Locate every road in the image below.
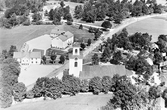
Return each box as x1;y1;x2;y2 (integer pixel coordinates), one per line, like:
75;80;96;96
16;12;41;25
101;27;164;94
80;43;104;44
27;13;167;90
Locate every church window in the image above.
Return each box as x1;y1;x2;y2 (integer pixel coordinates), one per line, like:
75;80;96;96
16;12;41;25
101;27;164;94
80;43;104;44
75;49;78;54
74;62;77;67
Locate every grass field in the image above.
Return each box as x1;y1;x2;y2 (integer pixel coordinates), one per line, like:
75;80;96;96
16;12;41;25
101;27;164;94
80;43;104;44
0;25;55;52
5;93;112;110
19;65;62;86
126;16;167;42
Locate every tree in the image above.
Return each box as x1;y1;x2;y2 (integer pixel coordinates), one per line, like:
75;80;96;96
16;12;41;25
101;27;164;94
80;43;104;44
50;54;57;64
62;73;81;96
101;47;111;62
162;88;167;108
13;82;26;102
80;79;89;92
111;51;123;64
32;12;41;22
32;77;63;99
60;1;65;8
89;76;102;95
65;13;73;22
92;53;99;65
0;85;13;108
80;43;86;50
49;9;54;20
8;45;17;57
79;24;83;29
42;55;46;64
2;58;20;86
148;86;161;106
153;51;163;65
74;5;83;19
113;13;124;24
87;38;91;46
101;76;112;94
101;21;112;29
59;55;65;64
109;75;149;110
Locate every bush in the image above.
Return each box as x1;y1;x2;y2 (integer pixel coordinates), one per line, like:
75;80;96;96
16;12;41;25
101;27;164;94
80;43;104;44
13;82;26;102
89;76;102;95
101;21;112;29
80;79;89;92
101;76;112;94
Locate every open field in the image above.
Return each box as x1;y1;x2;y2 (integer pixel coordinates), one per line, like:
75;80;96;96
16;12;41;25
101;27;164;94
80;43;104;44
126;16;167;42
19;65;62;86
0;25;55;52
4;93;112;110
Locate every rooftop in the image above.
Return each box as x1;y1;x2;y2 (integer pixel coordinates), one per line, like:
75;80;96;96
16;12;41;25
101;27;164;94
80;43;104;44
79;64;133;80
13;52;41;59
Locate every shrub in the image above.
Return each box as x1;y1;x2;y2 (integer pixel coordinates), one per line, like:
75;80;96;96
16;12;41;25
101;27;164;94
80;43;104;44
101;21;112;29
89;76;102;95
101;76;112;94
13;82;26;102
80;79;89;92
66;21;72;25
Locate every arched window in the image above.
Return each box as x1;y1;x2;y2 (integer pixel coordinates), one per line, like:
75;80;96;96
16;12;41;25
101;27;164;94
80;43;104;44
75;49;78;54
75;58;78;60
74;62;77;67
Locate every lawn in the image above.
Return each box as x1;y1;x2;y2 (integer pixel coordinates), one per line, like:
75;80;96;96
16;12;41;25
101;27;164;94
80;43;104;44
0;25;55;52
18;65;62;86
4;93;112;110
126;16;167;42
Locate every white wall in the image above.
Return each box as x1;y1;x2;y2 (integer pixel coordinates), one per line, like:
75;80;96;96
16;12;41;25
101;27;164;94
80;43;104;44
52;37;64;49
30;58;41;65
69;58;83;77
21;58;30;65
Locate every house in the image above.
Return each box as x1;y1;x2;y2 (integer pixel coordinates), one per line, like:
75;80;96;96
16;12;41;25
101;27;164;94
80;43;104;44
51;30;74;49
13;52;41;66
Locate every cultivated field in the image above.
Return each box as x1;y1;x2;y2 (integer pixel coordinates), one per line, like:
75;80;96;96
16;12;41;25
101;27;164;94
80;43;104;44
126;16;167;42
0;25;55;52
4;93;112;110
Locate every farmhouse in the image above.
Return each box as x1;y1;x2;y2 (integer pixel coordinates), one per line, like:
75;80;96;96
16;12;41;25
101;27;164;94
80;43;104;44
13;52;41;65
51;30;74;49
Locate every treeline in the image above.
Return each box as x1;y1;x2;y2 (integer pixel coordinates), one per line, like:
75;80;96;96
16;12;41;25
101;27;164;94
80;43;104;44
0;58;26;108
74;0;164;23
0;0;46;28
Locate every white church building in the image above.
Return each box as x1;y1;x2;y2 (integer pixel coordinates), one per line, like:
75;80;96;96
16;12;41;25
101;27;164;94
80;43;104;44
69;45;83;77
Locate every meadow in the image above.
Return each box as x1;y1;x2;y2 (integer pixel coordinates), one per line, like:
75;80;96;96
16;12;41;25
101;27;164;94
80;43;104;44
126;16;167;42
0;25;55;52
4;93;112;110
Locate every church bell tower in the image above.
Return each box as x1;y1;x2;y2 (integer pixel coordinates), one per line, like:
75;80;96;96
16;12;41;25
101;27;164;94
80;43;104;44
69;45;83;77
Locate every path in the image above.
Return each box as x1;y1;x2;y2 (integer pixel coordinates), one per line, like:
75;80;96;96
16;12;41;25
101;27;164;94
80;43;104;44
27;13;167;90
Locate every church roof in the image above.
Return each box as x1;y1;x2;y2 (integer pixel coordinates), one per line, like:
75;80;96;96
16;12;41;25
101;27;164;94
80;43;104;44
79;65;133;80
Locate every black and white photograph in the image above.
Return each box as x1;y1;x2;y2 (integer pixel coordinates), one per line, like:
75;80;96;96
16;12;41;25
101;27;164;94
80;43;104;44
0;0;167;110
